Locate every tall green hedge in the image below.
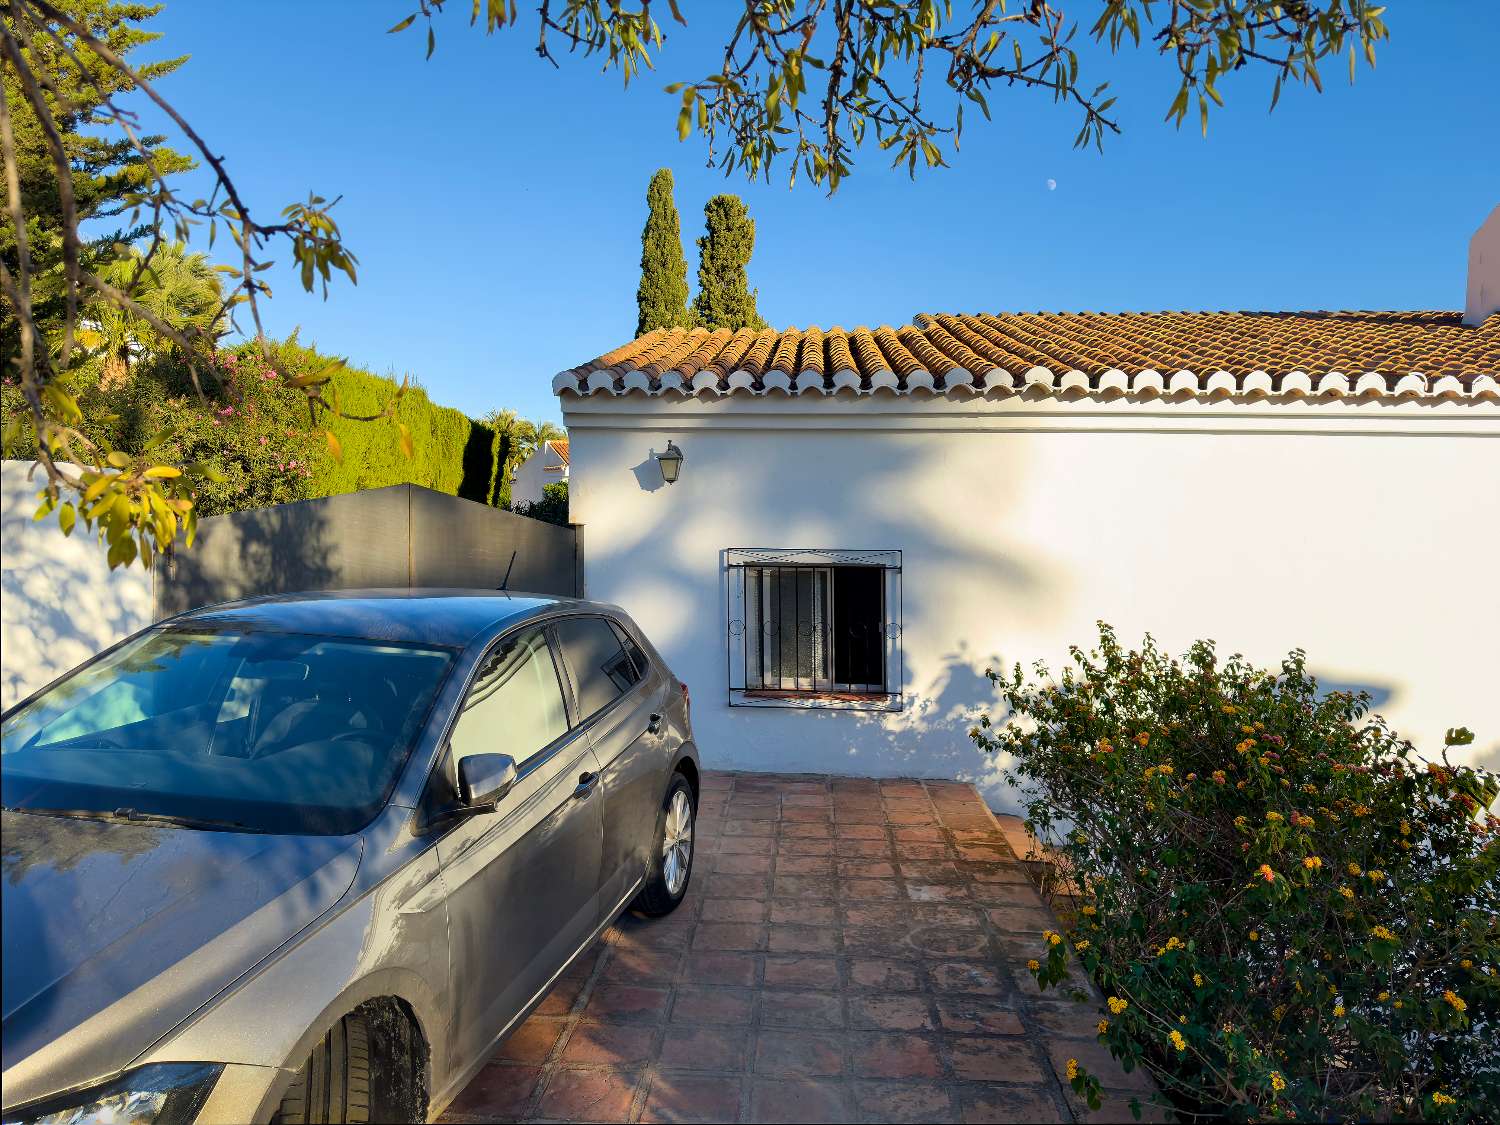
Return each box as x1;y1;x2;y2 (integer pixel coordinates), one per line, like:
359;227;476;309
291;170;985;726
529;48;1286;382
270;339;497;505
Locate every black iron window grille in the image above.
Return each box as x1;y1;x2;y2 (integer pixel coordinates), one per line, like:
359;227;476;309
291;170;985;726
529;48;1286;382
726;549;902;710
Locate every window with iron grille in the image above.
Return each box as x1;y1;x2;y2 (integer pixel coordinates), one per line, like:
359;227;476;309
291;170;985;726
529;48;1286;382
726;549;901;710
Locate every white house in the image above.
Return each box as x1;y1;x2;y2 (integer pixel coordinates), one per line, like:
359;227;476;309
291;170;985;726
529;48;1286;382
510;438;570;506
556;212;1500;810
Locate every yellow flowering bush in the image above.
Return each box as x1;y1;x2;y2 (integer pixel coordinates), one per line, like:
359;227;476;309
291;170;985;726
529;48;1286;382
971;624;1499;1121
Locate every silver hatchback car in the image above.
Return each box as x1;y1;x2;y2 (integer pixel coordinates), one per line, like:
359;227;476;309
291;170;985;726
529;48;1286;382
1;590;699;1124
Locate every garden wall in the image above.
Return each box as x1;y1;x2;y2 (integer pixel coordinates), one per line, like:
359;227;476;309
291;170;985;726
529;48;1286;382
156;483;579;616
0;460;154;709
0;469;579;708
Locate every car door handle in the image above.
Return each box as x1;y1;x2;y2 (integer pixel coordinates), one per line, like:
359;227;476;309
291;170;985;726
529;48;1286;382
647;713;663;735
573;772;600;800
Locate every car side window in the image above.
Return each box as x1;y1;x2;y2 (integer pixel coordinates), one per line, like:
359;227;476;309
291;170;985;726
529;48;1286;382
450;627;568;769
554;616;639;722
609;619;651;680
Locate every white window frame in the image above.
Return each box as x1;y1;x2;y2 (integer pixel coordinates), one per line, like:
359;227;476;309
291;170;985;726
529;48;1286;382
725;548;902;711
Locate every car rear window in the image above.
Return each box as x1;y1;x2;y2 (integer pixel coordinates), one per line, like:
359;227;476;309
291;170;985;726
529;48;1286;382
553;616;640;721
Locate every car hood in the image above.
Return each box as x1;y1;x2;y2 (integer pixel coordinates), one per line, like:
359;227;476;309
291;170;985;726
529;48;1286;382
1;810;361;1110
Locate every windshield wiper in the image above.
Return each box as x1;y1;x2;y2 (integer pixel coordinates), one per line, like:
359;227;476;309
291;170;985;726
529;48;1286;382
10;806;266;833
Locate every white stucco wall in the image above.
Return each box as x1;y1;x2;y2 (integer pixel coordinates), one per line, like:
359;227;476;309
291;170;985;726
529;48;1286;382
1;460;155;710
564;395;1500;811
511;442;569;506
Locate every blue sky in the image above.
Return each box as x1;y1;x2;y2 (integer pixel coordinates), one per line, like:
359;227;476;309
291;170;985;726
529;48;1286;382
147;2;1499;423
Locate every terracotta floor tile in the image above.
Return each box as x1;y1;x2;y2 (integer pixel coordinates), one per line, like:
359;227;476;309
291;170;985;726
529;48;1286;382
753;1028;846;1077
935;997;1026;1036
682;951;760;987
497;1017;565;1063
767;925;840;954
772;875;839;900
851;1080;959;1123
584;983;672;1023
775;854;833;875
561;1021;657;1066
769;900;835;926
722;818;777;837
603;946;684;984
693;923;767;952
970;882;1047;908
707;871;772;900
442;1062;541;1120
928;961;1006;994
671;985;756;1026
749;1078;853;1124
536;1067;641;1122
945;1036;1049;1083
840;877;904;900
534;974;587;1016
848;958;923;991
778;836;835;856
712;852;773;876
849;1032;944;1079
658;1025;751;1072
833;837;891;857
642;1074;744;1124
1029;998;1109;1039
836;858;897;878
781;806;833;824
763;954;840;988
700;898;767;924
759;989;845;1029
848;992;936;1031
780;822;833;839
959;1084;1066;1123
836;822;887;840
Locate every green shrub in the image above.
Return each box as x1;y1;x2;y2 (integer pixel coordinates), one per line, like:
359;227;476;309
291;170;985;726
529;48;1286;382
512;480;569;526
971;625;1498;1122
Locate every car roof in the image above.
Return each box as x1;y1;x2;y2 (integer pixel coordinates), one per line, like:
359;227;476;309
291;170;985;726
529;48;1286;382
170;589;617;650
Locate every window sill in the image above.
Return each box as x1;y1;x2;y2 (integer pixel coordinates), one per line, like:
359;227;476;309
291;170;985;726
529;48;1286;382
729;689;902;712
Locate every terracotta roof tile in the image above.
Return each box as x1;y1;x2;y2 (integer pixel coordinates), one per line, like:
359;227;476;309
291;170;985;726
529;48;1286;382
554;310;1500;401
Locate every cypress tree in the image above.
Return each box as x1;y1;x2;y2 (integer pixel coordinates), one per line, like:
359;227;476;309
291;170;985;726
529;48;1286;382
691;194;768;332
635;169;692;336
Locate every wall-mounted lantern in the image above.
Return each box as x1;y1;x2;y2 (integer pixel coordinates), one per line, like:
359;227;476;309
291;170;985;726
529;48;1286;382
655;440;684;485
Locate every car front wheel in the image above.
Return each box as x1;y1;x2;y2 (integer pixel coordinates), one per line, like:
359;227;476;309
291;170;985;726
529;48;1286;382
631;774;695;916
273;1012;371;1124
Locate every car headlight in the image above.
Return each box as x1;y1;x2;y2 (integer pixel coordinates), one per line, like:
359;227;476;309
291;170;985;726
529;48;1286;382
4;1064;223;1125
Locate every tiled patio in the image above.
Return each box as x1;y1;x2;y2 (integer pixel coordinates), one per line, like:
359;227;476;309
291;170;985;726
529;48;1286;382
438;772;1161;1124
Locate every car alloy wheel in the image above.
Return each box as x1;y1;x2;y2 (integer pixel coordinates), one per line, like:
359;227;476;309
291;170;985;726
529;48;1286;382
661;788;693;897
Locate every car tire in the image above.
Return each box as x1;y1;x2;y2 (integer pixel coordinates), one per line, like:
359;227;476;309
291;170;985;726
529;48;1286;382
631;773;695;917
273;1012;372;1124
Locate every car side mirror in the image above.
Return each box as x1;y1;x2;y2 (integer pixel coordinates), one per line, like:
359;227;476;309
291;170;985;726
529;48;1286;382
456;753;518;812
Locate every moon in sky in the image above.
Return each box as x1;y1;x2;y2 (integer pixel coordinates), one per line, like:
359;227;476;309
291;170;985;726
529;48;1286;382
1046;178;1057;191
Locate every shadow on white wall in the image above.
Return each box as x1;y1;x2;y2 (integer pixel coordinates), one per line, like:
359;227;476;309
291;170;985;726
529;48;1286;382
1;461;154;709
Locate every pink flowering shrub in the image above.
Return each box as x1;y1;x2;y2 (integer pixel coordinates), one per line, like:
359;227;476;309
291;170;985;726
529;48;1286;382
971;625;1498;1121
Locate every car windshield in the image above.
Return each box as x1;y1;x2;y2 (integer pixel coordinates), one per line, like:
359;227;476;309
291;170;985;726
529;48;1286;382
0;627;455;835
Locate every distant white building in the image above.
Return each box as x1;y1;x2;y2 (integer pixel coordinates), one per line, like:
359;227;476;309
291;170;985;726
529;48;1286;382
510;438;569;506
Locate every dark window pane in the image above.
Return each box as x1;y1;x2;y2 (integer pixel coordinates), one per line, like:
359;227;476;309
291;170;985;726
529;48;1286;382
608;620;651;679
555;616;635;719
833;566;885;690
452;628;567;767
